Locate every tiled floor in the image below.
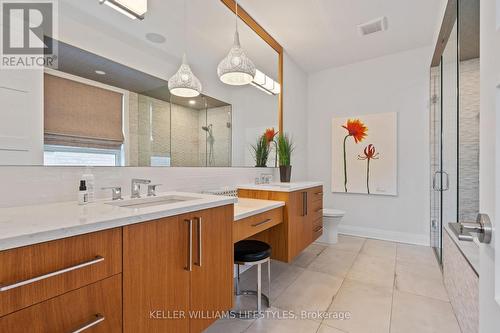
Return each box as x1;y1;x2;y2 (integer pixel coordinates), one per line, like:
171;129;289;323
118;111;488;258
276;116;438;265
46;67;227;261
204;236;462;333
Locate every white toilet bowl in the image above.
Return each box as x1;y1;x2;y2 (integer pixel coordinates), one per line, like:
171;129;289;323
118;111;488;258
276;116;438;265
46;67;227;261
318;209;346;244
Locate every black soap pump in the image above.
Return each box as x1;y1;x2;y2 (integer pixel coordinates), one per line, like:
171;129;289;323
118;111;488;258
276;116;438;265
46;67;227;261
78;180;88;205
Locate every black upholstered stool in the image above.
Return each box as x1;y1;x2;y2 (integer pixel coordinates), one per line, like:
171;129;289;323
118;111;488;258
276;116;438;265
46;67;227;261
233;240;271;318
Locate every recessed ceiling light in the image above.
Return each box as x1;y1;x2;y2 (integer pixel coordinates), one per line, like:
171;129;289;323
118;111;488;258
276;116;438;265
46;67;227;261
146;32;166;44
189;100;196;105
95;70;106;75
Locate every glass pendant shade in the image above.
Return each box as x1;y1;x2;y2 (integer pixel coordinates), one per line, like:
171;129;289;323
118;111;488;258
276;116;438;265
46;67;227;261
217;31;256;86
168;54;202;98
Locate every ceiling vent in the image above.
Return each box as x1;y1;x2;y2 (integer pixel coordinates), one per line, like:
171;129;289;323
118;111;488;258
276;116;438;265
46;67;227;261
357;17;388;36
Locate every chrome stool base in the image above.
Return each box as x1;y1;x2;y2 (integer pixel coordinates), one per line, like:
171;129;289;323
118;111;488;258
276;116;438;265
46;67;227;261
231;257;271;319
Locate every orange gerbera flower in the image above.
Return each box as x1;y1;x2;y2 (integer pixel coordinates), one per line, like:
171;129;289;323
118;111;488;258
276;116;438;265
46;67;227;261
264;128;277;144
342;119;368;143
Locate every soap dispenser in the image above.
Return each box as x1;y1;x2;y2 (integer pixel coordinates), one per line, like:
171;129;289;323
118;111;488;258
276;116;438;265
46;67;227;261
78;180;88;205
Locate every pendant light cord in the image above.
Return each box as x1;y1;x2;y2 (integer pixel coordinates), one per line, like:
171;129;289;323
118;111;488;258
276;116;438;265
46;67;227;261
235;0;238;32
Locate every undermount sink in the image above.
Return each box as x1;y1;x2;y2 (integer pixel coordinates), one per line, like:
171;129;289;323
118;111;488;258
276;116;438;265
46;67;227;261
259;184;292;188
106;195;201;209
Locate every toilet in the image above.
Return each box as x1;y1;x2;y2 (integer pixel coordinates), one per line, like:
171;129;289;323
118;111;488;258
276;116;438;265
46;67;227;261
319;209;346;244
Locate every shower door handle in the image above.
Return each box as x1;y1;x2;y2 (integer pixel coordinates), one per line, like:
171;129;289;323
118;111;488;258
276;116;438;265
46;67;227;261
432;171;450;191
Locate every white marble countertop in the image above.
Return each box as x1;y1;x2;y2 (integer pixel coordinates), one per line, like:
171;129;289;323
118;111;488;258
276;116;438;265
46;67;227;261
0;192;236;251
444;223;480;275
234;198;285;221
237;181;323;192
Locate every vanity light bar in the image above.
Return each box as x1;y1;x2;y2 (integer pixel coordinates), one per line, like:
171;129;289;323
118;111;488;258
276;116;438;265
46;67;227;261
99;0;147;20
250;69;281;95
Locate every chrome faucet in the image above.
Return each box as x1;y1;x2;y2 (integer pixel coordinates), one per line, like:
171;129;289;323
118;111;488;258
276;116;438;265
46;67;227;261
131;179;151;199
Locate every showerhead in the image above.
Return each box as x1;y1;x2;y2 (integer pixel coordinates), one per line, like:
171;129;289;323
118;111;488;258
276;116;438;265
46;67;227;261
202;124;213;132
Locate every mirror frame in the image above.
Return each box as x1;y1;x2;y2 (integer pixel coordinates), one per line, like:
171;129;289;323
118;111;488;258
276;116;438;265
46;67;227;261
220;0;284;134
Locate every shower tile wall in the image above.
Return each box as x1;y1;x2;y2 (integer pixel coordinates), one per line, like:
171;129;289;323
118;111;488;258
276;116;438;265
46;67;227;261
458;58;480;222
130;95;172;167
201;106;231;167
171;104;201;167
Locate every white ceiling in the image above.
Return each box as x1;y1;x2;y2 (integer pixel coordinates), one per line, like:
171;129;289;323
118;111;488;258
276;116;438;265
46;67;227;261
239;0;445;73
60;0;278;79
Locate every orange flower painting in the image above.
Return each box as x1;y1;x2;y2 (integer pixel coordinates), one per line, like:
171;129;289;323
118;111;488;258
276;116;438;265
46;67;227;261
342;119;368;192
333;112;397;196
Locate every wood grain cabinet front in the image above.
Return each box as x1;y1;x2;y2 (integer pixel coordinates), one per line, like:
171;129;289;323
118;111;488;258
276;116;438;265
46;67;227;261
0;228;122;317
238;186;324;262
0;274;122;333
123;204;234;333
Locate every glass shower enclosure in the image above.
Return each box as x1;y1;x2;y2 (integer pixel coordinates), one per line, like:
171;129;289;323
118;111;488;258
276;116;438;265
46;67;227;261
430;0;480;263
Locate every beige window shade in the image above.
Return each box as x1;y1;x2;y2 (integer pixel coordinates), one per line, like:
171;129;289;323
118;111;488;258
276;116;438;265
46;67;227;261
44;73;124;149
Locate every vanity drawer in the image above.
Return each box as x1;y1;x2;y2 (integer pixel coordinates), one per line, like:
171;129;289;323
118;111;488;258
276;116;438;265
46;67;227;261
309;186;324;202
0;274;122;333
0;228;122;317
312;218;323;242
309;199;323;221
234;207;283;243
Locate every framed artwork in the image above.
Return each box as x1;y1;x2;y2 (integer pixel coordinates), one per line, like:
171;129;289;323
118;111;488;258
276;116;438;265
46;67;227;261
332;112;397;195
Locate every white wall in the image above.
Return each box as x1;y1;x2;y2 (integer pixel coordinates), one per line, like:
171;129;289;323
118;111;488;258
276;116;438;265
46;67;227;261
283;53;309;181
307;47;432;245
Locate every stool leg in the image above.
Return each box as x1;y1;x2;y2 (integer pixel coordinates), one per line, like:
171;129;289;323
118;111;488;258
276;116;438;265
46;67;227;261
257;263;262;313
267;259;271;306
236;264;240;295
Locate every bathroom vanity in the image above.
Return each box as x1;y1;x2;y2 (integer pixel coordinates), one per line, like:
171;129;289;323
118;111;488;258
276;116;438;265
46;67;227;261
0;193;235;333
237;182;324;262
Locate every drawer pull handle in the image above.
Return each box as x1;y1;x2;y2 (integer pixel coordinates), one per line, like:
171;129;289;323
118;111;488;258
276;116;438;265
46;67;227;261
0;256;104;292
185;219;193;272
314;226;323;233
252;218;272;227
71;314;105;333
195;217;202;267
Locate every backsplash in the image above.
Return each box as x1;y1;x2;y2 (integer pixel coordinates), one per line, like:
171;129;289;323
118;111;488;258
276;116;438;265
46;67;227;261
0;167;278;208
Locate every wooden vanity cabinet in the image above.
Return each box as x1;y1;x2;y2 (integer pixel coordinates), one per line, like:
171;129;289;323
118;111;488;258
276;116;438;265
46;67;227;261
123;204;233;333
238;186;324;263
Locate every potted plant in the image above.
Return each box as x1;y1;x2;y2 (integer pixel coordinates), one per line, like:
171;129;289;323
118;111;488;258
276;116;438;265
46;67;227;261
251;134;271;167
277;133;294;182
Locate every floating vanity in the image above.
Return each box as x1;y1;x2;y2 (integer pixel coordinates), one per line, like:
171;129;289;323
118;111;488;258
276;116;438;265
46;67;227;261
237;182;324;263
0;192;236;333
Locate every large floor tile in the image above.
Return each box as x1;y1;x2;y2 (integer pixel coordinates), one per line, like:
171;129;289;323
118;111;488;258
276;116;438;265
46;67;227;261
395;263;448;301
317;325;346;333
238;261;305;303
292;243;327;268
396;244;438;267
390;291;461;333
327;235;366;253
245;309;321;333
274;270;343;312
324;279;393;333
203;317;255;333
396;260;443;280
346;254;395;289
308;248;358;278
360;239;397;259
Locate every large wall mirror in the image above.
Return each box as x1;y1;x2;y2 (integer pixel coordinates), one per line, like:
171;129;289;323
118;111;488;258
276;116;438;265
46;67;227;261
0;0;283;167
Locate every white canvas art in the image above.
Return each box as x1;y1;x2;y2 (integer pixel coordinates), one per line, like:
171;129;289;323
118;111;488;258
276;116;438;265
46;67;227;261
332;112;397;196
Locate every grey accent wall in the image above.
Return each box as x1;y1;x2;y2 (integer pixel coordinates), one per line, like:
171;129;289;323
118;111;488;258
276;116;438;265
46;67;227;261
458;58;480;222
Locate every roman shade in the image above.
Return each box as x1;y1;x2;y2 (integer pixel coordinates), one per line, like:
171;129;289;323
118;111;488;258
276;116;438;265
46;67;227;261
44;74;124;149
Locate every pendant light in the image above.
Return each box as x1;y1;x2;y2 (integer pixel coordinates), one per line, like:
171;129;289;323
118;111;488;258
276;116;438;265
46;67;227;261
168;0;202;97
217;1;256;86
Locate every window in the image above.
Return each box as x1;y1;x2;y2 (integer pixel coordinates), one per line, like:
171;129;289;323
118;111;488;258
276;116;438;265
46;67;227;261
44;145;121;166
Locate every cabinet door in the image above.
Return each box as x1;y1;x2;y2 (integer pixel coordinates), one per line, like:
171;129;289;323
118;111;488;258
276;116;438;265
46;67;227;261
123;216;190;333
181;205;233;333
288;191;307;259
0;275;122;333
